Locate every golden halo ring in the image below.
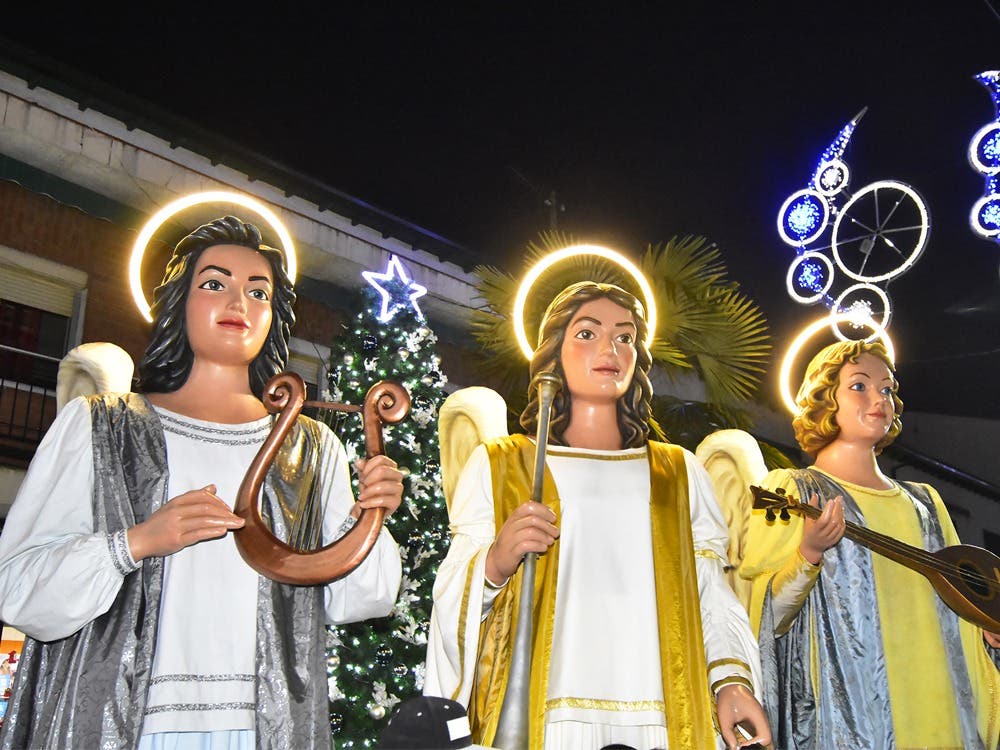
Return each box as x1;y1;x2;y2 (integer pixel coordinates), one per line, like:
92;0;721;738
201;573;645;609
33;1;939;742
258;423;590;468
512;244;657;360
129;190;297;322
778;311;895;415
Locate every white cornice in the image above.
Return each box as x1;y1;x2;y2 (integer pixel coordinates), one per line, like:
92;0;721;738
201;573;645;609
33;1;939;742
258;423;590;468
0;69;482;327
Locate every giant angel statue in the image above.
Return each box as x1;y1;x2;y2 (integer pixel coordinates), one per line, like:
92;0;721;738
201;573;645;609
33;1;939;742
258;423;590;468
424;280;771;750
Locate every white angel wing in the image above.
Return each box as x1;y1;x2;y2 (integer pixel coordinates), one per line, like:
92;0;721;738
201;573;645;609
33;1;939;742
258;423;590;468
438;386;509;510
695;428;768;612
56;342;135;412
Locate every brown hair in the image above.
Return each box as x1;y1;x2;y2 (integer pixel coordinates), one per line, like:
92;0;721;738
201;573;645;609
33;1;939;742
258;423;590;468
138;215;296;398
793;339;902;457
519;281;653;448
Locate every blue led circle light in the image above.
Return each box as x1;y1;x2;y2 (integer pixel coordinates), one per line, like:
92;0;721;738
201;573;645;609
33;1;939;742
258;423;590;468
971;194;1000;238
969;123;1000;176
777;189;830;247
813;159;850;196
785;252;834;304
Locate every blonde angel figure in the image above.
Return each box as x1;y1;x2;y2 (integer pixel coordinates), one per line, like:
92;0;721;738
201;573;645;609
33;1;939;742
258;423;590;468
740;339;1000;750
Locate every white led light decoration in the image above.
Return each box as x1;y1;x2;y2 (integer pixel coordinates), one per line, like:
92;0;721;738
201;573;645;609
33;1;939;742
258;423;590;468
512;244;656;360
812;159;851;196
779;311;894;414
129;191;297;322
832;283;892;341
831;180;929;283
362;255;427;322
786;252;835;304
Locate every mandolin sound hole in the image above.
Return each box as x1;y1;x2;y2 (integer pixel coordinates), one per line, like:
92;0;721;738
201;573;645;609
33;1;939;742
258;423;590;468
958;561;992;598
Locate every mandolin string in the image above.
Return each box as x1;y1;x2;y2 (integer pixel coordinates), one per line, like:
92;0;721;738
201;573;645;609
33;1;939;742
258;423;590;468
761;492;1000;593
788;500;1000;590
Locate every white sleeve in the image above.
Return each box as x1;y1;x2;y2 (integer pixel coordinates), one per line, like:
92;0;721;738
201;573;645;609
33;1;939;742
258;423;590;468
686;451;764;696
423;444;496;704
0;398;128;641
319;428;402;624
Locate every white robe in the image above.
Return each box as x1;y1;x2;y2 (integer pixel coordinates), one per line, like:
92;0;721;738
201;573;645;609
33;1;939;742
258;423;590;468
424;442;763;749
0;397;402;737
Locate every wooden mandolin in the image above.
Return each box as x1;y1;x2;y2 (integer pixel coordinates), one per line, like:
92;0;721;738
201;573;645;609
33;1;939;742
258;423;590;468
750;484;1000;633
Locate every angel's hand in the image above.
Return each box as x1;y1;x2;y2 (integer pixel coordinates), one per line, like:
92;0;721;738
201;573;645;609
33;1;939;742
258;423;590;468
799;494;846;565
485;501;559;584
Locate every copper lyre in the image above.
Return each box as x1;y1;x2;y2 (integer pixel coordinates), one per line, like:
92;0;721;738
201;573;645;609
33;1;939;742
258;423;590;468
233;371;410;585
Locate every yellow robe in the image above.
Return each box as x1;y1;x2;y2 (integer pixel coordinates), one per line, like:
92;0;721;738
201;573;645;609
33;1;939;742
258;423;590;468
469;435;718;749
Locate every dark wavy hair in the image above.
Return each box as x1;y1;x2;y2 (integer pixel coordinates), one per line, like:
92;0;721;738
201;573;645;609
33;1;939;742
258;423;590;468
793;339;903;457
519;281;653;449
138;215;296;399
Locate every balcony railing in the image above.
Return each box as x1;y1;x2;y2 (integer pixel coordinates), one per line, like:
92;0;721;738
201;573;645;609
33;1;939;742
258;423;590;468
0;344;60;467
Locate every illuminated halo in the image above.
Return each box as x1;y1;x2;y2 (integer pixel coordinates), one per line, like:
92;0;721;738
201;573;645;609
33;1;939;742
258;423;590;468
778;311;895;415
786;252;834;304
129;191;297;322
512;244;657;360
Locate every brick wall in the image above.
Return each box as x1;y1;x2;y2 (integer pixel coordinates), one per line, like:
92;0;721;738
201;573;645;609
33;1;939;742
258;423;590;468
0;180;156;365
0;181;485;411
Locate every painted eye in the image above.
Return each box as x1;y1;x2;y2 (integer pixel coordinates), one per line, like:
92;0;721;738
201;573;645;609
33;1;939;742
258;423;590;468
249;288;270;301
575;329;595;340
848;382;865;391
199;279;224;291
617;332;634;345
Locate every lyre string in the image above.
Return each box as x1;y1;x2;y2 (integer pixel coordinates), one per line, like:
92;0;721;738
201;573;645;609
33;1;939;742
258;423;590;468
761;491;1000;594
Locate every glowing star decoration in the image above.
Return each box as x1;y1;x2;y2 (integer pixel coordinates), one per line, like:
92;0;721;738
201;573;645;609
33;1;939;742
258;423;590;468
775;108;929;324
512;244;657;360
362;255;427;322
778;310;895;415
129;190;297;322
969;71;1000;242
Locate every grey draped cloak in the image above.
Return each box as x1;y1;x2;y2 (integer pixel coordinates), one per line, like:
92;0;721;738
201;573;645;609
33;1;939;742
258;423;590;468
0;393;332;750
758;467;985;750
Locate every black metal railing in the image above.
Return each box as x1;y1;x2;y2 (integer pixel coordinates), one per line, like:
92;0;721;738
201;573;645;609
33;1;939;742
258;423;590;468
885;442;1000;502
0;344;60;466
757;434;1000;503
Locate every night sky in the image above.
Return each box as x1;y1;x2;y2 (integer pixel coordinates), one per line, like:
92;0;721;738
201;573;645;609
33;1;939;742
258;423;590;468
3;3;1000;417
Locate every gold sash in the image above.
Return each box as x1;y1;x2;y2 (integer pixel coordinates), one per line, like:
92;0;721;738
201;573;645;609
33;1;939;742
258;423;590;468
469;435;717;749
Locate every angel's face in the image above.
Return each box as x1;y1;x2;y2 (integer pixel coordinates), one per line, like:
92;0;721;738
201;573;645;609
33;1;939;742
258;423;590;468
185;244;274;368
833;352;896;447
559;296;637;404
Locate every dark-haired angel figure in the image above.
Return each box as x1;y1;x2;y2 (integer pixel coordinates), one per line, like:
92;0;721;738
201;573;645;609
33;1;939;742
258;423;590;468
0;216;403;750
424;281;770;749
740;340;1000;749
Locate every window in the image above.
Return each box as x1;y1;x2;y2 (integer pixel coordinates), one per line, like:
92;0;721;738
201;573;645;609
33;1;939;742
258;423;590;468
0;246;86;463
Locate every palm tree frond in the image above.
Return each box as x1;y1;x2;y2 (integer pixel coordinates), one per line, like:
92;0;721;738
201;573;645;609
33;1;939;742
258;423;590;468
469;231;772;432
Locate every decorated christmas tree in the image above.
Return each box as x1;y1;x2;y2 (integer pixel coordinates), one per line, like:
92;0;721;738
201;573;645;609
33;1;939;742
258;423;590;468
321;256;450;747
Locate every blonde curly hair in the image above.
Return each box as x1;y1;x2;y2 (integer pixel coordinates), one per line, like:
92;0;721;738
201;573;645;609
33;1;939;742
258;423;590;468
793;339;902;457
